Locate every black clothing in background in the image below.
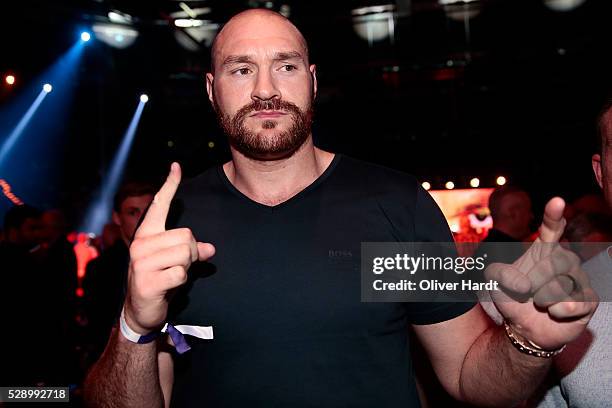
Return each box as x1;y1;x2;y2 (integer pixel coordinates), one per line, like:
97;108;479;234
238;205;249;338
474;228;527;266
33;236;80;384
481;229;519;244
0;242;64;385
82;241;129;365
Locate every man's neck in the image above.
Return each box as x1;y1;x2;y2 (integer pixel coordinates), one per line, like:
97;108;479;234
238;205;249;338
223;138;335;206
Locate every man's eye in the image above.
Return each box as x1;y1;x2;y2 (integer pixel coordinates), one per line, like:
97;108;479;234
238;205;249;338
281;65;296;72
234;68;251;75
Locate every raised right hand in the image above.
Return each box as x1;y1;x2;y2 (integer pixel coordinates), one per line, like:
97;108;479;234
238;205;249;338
123;162;215;334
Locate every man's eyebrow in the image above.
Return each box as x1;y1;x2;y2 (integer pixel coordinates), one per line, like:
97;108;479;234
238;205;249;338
222;51;304;67
222;55;255;67
273;51;303;61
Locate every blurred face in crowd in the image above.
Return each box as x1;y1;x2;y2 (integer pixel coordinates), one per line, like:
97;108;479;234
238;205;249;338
112;194;154;245
10;217;42;248
41;209;66;244
206;10;317;161
500;191;534;240
593;108;612;208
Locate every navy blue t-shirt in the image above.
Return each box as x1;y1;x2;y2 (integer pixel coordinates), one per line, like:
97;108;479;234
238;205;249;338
167;154;475;407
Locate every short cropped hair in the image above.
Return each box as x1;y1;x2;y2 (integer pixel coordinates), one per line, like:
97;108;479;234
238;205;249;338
113;182;157;213
564;212;612;243
488;186;528;220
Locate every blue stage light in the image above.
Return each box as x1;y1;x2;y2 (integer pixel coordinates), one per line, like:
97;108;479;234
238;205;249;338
81;98;148;234
43;83;53;93
81;31;91;42
0;89;49;165
140;94;149;103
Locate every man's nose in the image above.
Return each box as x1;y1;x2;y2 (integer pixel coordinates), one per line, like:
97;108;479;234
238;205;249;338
251;69;280;102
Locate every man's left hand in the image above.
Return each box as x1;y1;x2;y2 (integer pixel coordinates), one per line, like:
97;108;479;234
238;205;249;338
485;197;599;351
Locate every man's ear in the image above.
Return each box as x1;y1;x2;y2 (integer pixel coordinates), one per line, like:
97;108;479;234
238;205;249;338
592;153;603;189
112;211;121;227
205;73;215;106
309;64;318;100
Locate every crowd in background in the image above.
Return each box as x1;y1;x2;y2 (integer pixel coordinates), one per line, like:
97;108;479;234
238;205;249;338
0;182;156;402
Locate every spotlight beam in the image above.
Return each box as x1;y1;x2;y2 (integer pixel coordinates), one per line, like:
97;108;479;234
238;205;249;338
0;89;49;164
105;101;145;190
81;98;147;234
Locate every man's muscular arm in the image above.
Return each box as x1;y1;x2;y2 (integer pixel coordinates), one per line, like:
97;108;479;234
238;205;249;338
461;323;552;406
84;163;214;407
83;328;164;408
415;306;551;407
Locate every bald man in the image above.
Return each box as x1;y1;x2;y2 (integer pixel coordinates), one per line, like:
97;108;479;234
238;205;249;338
84;9;597;407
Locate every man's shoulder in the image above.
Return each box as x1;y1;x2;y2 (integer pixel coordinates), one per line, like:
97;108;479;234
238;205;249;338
582;247;612;292
582;247;611;272
339;154;417;180
335;154;419;193
177;165;222;196
168;164;229;229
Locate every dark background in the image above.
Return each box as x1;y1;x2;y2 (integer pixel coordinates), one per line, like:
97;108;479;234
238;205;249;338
1;0;610;229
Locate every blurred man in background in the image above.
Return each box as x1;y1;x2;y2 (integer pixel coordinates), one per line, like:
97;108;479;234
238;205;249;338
474;186;535;274
83;182;155;365
483;186;534;243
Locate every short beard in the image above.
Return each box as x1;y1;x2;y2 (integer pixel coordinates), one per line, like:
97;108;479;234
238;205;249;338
215;98;313;160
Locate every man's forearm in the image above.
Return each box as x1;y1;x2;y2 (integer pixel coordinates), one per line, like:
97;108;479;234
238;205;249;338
84;328;163;408
459;325;551;407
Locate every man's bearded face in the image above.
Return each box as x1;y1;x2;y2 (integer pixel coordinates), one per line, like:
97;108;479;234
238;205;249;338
215;97;313;160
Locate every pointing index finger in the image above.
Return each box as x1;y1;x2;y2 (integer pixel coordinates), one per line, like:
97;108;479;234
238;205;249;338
135;162;181;237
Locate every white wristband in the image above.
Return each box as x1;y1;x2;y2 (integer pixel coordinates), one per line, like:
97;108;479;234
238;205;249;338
119;308;160;344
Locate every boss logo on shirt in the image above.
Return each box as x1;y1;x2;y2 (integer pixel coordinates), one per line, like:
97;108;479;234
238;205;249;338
328;249;353;259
